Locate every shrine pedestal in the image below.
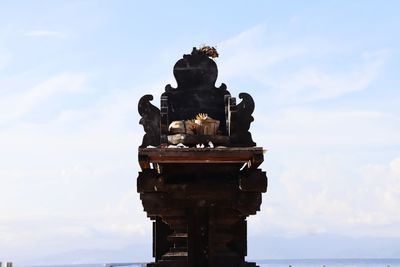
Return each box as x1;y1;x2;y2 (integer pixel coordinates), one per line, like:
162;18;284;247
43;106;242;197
138;148;267;267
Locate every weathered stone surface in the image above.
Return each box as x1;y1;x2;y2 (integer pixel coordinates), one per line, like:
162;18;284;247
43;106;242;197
137;48;267;267
138;47;257;148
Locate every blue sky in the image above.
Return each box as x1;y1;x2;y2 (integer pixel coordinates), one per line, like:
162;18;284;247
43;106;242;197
1;0;400;264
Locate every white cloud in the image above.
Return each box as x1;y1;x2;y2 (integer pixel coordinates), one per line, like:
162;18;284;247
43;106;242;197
248;102;400;237
218;23;307;79
25;30;67;39
356;158;400;222
265;50;389;102
290;16;299;24
217;23;389;103
220;25;398;238
0;19;398;261
254;107;400;149
0;72;87;123
0;53;10;70
250;156;400;238
0;77;151;261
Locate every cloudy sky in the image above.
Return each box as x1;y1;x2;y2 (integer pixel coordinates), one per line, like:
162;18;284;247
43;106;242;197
1;0;400;264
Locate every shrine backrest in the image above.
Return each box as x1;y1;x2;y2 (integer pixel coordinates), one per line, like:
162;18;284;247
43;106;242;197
138;47;257;148
162;89;228;133
161;48;231;134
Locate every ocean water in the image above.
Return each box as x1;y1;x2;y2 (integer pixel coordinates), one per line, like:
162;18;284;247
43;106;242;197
256;258;400;267
19;259;400;267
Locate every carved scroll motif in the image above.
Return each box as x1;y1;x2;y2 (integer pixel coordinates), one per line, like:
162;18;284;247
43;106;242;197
138;94;161;148
231;93;256;147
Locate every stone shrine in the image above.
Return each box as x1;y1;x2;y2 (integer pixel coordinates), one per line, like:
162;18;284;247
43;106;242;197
137;47;268;267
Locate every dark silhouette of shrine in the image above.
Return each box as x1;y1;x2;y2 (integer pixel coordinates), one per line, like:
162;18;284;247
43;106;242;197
137;47;268;267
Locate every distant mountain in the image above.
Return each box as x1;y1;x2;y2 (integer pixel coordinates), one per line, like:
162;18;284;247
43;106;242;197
20;234;400;265
247;234;400;259
23;244;152;266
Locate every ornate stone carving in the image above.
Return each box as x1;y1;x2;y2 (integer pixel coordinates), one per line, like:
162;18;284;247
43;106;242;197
137;48;267;267
138;94;160;148
138;47;257;147
231;93;256;147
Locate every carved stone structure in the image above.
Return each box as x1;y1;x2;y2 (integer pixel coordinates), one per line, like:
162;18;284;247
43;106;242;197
137;48;268;267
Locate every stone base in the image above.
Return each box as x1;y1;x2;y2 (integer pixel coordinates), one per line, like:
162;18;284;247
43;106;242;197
138;148;267;267
146;261;258;267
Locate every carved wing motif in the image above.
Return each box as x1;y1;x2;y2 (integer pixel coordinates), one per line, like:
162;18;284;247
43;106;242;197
138;94;161;147
234;93;256;146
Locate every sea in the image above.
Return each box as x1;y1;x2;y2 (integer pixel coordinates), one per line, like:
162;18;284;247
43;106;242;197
18;259;400;267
